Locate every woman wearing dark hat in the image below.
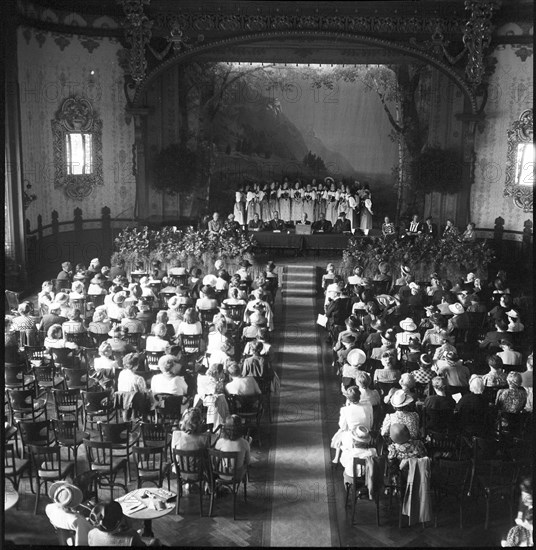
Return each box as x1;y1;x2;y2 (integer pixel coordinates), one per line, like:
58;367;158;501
421;313;448;350
235;259;253;291
45;481;92;546
88;501;148;546
88;273;108;296
262;261;279;303
412;354;436;386
433;350;470;393
107;291;128;323
370;329;397;361
334;332;358;371
195;285;219;312
188;267;203;300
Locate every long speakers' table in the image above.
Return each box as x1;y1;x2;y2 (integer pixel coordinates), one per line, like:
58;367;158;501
252;231;351;252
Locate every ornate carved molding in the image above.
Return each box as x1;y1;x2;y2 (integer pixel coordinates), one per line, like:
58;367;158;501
51;97;103;200
130;30;480;114
462;0;501;88
119;0;153;84
151;11;466;36
504;108;533;213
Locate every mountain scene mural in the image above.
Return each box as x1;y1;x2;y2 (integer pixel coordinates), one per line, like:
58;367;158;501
148;62;399;220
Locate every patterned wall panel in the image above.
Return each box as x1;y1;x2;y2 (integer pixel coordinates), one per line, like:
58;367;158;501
471;44;533;231
17;27;136;229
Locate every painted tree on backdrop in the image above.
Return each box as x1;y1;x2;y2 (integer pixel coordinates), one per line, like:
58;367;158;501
306;64;432;221
175;62;286;211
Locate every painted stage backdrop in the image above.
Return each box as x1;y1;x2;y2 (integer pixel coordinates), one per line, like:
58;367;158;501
143;63;400;222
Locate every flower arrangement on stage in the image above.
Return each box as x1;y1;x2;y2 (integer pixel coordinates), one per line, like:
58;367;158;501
112;226;256;273
342;233;495;281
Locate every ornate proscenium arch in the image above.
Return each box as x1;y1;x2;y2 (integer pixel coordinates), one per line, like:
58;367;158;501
129;30;480;113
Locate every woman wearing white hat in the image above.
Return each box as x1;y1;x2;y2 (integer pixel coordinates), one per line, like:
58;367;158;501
380;389;420;439
45;481;92;546
331;386;373;463
506;309;525;333
338;425;377;479
341;348;367;392
395;317;421;358
447;302;469;333
107;291;128;323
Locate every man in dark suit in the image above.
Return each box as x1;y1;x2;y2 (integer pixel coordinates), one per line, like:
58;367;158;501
312;213;332;233
332;212;351;233
423;216;438;238
268;211;286;232
407;214;424;237
296;213;311;225
478;318;513;352
247;213;264;232
325;290;352;342
56;261;73;285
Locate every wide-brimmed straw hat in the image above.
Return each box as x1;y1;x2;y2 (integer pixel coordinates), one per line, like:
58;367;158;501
351;425;371;445
449;303;465;315
347;348;366;367
399;318;417;331
112;291;127;305
48;481;83;508
390;389;414;408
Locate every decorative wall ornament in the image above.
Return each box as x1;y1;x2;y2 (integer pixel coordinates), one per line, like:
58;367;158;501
463;0;501;88
504;108;533;212
119;0;152;84
514;46;533;62
51;96;103;200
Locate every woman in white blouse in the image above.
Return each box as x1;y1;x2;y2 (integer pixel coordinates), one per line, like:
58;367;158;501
150;354;188;396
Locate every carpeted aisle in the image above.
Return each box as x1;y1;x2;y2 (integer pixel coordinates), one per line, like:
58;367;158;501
266;265;339;547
